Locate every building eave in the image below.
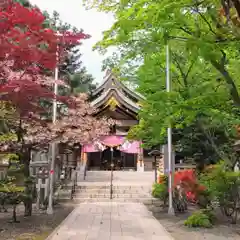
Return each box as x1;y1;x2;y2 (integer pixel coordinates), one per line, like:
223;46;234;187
91;88;141;113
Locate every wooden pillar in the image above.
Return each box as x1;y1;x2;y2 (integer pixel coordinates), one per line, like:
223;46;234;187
79;146;88;172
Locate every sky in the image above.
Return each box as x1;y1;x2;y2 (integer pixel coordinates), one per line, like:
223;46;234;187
30;0;114;83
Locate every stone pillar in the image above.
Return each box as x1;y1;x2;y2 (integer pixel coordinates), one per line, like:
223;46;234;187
137;146;144;172
157;157;164;182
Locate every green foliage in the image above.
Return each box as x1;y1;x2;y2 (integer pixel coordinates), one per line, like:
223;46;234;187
0;133;17;142
45;11;96;96
84;0;240;168
68;70;97;95
14;0;31;7
7;162;25;186
197;189;212;209
37;9;96;120
201;209;217;224
0;177;25;221
184;210;213;228
0;179;25;194
199;162;240;223
152;175;188;212
152;183;168;201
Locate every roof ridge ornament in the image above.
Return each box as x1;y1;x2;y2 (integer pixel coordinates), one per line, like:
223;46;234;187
106;96;119;111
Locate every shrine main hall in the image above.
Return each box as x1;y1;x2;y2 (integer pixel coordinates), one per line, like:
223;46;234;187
79;71;157;172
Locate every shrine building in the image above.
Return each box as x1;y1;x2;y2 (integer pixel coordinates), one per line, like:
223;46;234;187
79;71;156;172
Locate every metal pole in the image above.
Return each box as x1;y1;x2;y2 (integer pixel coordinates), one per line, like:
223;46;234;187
166;44;175;215
110;147;113;199
47;46;59;215
84;158;87;180
154;156;157;183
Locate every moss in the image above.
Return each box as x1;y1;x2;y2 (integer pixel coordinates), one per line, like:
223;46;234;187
16;231;51;240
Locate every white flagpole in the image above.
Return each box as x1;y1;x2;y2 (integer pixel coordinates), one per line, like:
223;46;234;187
166;44;175;215
47;42;59;215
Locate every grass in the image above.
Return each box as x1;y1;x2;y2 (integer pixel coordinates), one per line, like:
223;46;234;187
16;231;51;240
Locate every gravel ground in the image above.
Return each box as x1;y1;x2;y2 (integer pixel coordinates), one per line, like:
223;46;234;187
0;203;74;240
153;209;240;240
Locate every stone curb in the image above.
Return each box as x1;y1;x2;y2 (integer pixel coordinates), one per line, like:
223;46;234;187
151;213;175;240
45;207;76;240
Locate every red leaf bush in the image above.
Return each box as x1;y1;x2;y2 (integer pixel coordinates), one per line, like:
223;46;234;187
158;169;206;203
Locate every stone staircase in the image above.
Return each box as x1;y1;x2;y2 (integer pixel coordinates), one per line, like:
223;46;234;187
57;170;162;213
72;185;153;203
71;171;158;204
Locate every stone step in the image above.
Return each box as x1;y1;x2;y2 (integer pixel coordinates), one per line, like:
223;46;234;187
58;197;162;206
74;185;152;190
73;190;151;195
58;192;72;197
74;193;152;198
72;198;158;204
73;186;151;190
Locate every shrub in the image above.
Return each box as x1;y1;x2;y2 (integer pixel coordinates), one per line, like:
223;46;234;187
184;210;213;228
173;169;206;203
152;183;168;205
199;161;240;224
155;171;207;213
173;186;188;212
196;189;212;208
0;181;25;222
201;209;216;224
158;175;168;184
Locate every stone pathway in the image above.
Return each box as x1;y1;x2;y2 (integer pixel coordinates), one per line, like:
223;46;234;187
47;202;174;240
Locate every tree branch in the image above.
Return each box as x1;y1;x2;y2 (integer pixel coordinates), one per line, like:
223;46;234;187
211;60;240;107
197;10;217;35
172;53;196;88
231;0;240;18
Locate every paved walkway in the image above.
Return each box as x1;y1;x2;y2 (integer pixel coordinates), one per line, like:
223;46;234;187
48;202;173;240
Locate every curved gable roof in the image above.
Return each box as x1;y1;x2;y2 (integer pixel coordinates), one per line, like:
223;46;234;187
90;88;140;113
92;71;145;101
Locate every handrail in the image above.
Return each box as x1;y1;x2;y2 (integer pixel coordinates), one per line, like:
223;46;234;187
83;164;87;180
110;163;114;199
70;170;77;200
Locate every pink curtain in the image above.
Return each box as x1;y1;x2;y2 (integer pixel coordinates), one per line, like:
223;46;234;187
82;135;141;154
82;144;99;153
120;141;140;154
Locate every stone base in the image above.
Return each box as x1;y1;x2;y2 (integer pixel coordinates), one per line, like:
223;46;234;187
137;162;144;172
78;162;86;172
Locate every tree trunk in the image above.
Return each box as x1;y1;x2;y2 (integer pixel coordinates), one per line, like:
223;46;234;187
12;205;18;223
24;200;32;217
232;208;238;224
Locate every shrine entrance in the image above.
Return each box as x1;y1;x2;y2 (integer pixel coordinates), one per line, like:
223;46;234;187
88;147;137;171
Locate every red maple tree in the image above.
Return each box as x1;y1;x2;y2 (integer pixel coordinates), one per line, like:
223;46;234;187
0;2;113;154
0;1;89;117
0;2;112;216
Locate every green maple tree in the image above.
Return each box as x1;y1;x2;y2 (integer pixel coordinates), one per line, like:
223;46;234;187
83;0;240;166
